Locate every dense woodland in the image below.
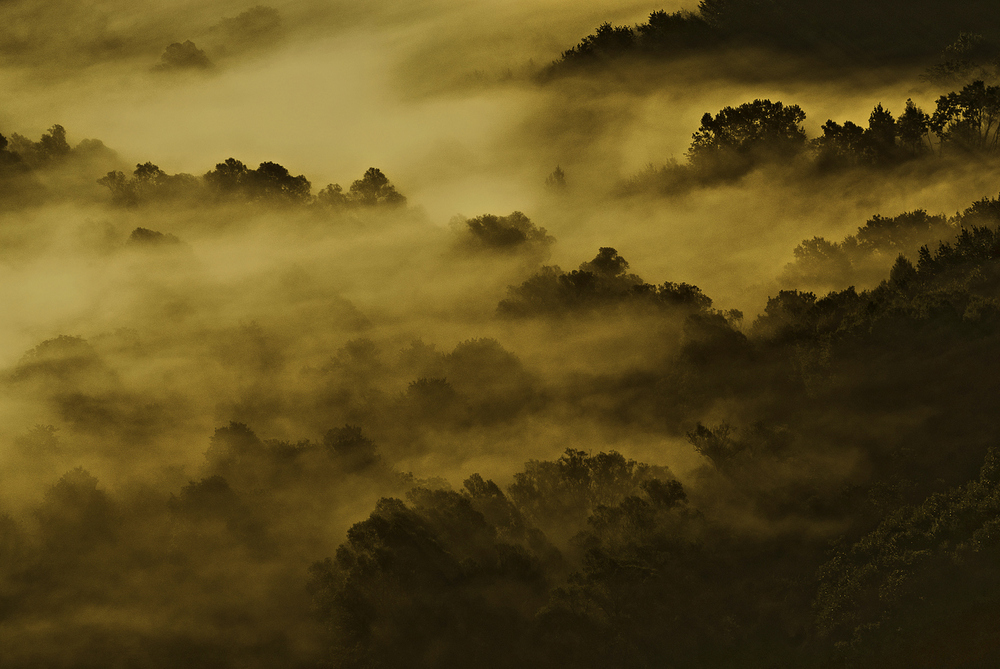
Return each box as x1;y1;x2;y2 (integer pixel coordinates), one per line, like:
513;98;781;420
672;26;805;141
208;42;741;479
547;1;1000;71
5;2;1000;668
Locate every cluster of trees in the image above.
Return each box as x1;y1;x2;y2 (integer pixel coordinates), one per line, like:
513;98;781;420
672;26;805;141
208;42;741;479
0;419;416;668
783;193;1000;292
9;183;1000;665
548;3;1000;73
209;5;283;55
814;448;1000;665
782;208;956;289
315;167;406;208
814;100;932;168
498;247;716;317
931;80;1000;153
456;211;554;252
0;125;116;205
316;336;541;431
4;124;71;166
96;160;406;209
150;6;283;72
813;80;999;168
622;82;1000;195
923;32;1000;86
0;132;32;184
686;99;807;178
547;10;715;72
202;158;311;203
308;449;694;668
298;189;1000;667
1;124;113;171
98;162;202;207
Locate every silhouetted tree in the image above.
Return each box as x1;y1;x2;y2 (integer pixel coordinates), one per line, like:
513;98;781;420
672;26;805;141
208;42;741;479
308;493;545;668
316;182;346;206
323;425;380;471
923;32;1000;86
98;162;200;205
347;167;406;207
247;161;311;202
931;80;1000;153
8;125;71;166
897;99;933;156
559;22;635;62
462;211;554;251
751;289;817;340
35;468;117;555
204;157;249;194
865;103;898;163
688;99;807;178
498;248;712;317
97;170;137;205
545;165;566;189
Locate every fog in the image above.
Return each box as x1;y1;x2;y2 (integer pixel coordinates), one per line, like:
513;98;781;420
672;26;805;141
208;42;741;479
3;1;1000;667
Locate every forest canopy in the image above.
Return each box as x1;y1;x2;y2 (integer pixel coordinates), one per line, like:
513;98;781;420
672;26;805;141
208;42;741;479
548;2;1000;74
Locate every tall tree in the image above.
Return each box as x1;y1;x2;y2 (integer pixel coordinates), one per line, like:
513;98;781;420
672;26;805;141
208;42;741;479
931;80;1000;153
688;99;807;177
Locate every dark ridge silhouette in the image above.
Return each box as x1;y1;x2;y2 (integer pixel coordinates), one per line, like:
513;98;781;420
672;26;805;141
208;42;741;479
544;10;716;78
547;2;1000;76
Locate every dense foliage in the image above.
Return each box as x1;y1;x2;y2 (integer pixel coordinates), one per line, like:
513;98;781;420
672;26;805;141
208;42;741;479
549;3;1000;73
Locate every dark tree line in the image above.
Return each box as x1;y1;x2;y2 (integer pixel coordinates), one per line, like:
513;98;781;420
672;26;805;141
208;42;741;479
96;160;406;209
548;3;1000;74
498;247;717;317
622;82;1000;195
